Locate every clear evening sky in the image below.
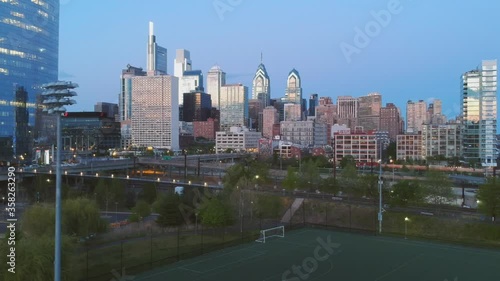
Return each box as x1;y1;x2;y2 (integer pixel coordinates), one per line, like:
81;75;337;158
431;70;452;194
59;0;500;120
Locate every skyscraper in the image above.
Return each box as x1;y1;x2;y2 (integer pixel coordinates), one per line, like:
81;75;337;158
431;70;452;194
406;100;427;133
206;65;226;110
174;49;192;78
461;60;498;166
309;94;318;116
283;104;302;121
179;70;204;105
0;0;60;152
119;65;146;148
14;86;29;158
183;91;212;122
146;21;167;74
131;74;179;150
357;92;381;131
284;69;302;104
252;57;271;107
95;102;119;121
219;84;248;131
380;103;402;141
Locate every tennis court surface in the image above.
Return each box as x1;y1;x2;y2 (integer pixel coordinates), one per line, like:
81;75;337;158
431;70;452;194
134;228;500;281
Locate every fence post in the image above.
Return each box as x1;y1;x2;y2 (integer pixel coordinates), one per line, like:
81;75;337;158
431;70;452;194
325;203;328;227
176;226;180;261
201;224;204;255
86;246;89;281
150;228;153;269
302;200;306;226
120;241;123;271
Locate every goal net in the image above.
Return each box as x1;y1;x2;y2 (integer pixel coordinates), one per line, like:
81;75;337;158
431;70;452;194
255;226;285;243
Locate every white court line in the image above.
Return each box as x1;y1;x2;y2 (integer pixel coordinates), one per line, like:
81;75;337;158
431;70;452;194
373;254;425;281
136;246;266;280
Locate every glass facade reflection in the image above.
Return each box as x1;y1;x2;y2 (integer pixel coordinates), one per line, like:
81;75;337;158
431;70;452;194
0;0;59;143
461;60;498;166
219;84;248;131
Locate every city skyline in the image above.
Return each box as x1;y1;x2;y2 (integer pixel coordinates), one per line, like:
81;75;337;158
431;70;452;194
58;0;500;121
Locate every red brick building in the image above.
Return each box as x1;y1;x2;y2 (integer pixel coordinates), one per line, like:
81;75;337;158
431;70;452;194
193;118;219;141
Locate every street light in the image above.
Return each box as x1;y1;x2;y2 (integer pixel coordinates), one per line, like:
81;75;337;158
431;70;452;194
390;159;395;182
404;217;410;239
41;81;78;281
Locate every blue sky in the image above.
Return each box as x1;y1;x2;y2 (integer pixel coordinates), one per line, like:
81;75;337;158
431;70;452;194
59;0;500;120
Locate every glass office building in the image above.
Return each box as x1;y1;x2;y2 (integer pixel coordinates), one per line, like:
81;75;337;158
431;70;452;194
0;0;60;148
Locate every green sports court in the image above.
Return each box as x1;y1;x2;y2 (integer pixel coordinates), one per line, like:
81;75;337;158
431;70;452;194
133;227;500;281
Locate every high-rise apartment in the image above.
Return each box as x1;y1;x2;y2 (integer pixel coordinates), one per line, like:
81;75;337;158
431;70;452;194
283;69;302;104
131;74;179;150
146;22;167;74
0;0;60;154
219;84;248;131
252;58;271;107
262;106;279;139
380;103;403;141
206;65;226;110
461;60;498;166
406;100;427;133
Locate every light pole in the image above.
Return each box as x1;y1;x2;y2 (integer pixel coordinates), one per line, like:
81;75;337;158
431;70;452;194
390;159;394;182
378;137;384;234
41;81;77;281
115;202;118;223
404;217;410;239
195;212;199;235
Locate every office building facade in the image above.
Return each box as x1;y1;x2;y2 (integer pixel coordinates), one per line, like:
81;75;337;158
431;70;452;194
219;84;248;131
262;106;279;139
0;0;60;155
283;69;302;104
406;100;427;133
206;65;226;109
183;91;212;122
146;22;167;74
131;75;179;149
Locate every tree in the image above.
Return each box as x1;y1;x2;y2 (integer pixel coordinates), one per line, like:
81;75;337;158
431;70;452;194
385;142;396;161
339;155;356;169
282;166;300;190
131;200;151;221
63;198;108;237
477;178;500;221
156;193;183;227
301;159;321;190
21;204;55;237
339;162;358;195
125;190;136;209
358;173;378;198
0;235;76;281
389;180;425;207
140;183;157;204
199;196;234;227
421;170;454;205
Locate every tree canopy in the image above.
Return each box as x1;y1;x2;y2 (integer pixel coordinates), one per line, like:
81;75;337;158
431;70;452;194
477;178;500;221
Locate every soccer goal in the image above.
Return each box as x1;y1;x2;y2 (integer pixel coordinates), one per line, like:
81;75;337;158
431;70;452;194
255;226;285;243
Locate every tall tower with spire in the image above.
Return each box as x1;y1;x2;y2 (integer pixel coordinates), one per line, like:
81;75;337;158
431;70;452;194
252;53;271;107
147;21;167;74
284;68;302;104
